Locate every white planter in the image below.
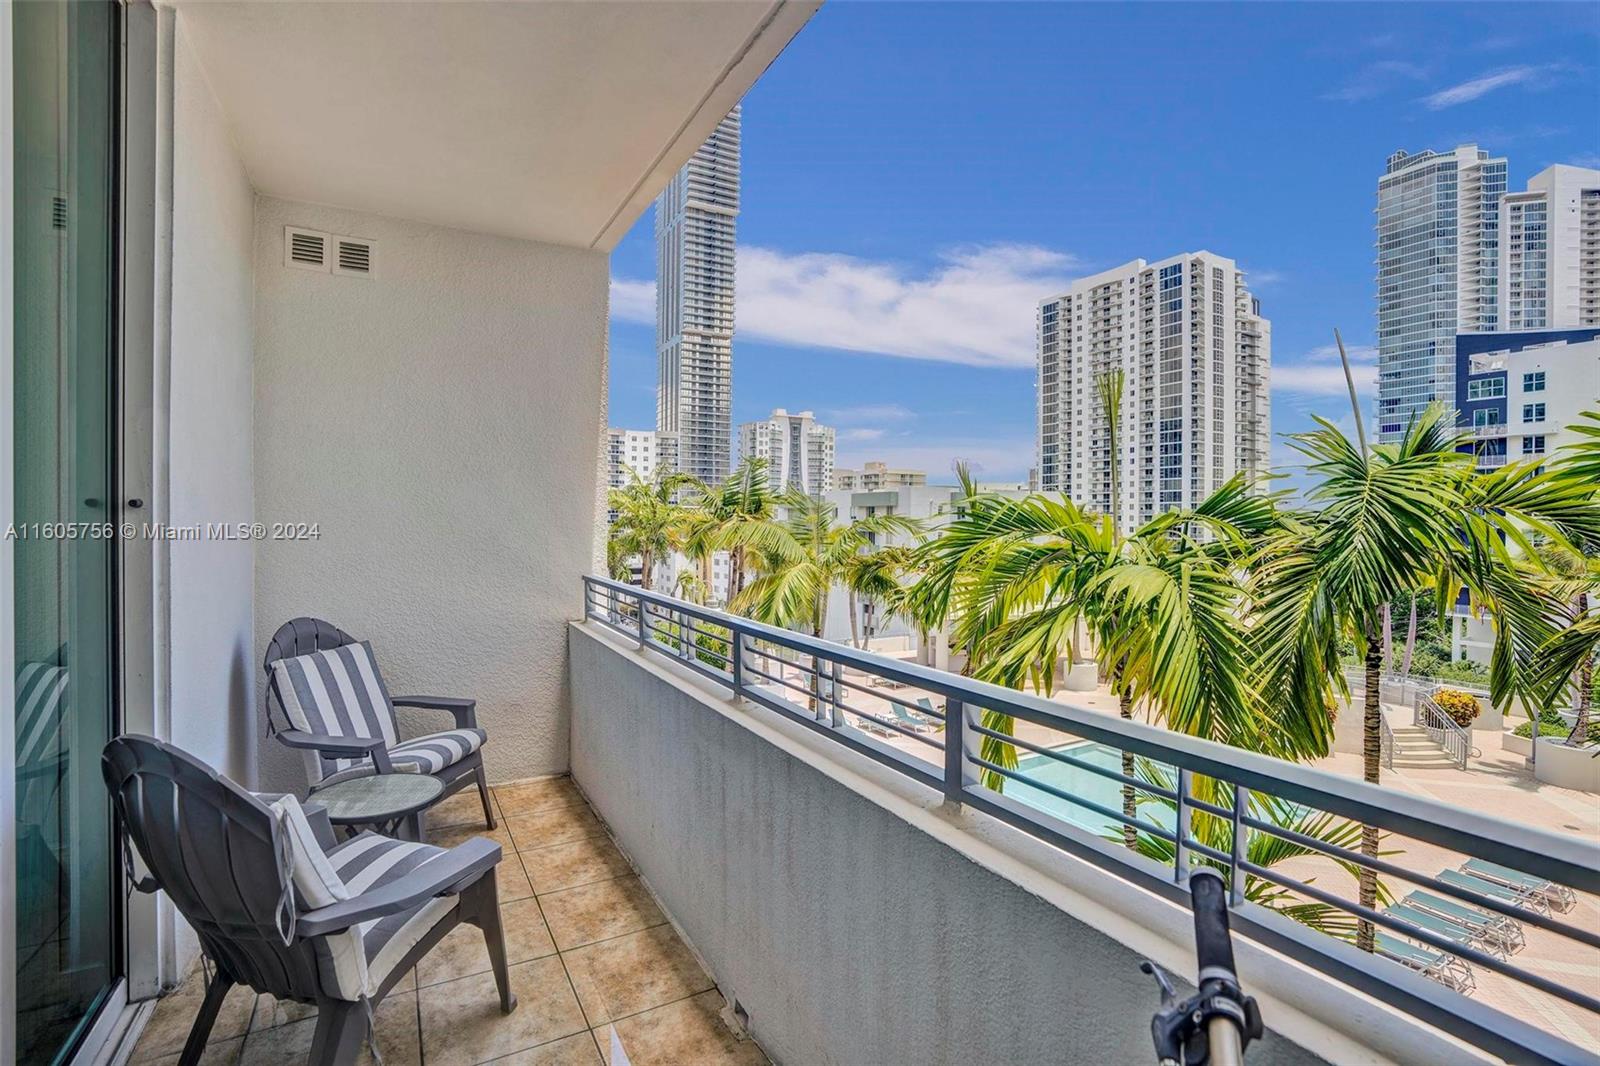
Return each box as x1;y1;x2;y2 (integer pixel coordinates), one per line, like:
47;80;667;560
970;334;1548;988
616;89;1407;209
1062;661;1098;692
1332;697;1365;755
1532;738;1600;793
1470;702;1503;732
1503;731;1531;757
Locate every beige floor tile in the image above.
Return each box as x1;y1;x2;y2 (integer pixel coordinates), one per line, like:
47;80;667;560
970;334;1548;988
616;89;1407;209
560;926;714;1025
506;805;605;852
130;973;258;1061
494;777;586;816
537;877;664;951
248;991;317;1031
419;957;588;1066
417;899;558;987
238;991;420;1066
594;991;764;1066
140;1036;244;1066
430;822;515;853
427;787;498;830
486;1031;605;1065
521;836;633;894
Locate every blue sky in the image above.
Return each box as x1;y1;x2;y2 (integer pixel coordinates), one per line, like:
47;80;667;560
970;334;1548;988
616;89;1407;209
607;1;1600;485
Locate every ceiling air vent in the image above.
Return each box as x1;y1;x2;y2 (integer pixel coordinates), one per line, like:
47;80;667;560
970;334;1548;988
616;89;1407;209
332;237;376;278
284;227;329;272
51;196;67;230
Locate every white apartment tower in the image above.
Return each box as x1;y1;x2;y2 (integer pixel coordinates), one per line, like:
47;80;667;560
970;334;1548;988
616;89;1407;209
736;408;835;495
1035;252;1271;536
1375;145;1507;440
656;106;740;484
604;428;677;521
1499;164;1600;331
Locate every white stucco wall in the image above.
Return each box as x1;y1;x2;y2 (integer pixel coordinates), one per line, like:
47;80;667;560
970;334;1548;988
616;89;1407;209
167;18;257;784
252;197;608;791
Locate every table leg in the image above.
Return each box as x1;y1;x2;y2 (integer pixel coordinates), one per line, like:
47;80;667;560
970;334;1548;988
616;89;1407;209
399;811;425;843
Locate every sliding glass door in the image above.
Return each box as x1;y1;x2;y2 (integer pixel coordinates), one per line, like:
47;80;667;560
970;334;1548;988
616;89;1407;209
12;1;121;1062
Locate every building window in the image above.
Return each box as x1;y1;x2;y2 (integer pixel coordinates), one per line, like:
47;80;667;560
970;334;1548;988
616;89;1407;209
1522;402;1546;423
1522;371;1545;392
1473;409;1503;429
1467;378;1504;400
1523;435;1546;456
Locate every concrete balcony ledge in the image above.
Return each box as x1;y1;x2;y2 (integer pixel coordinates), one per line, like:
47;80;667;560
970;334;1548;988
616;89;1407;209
568;621;1491;1066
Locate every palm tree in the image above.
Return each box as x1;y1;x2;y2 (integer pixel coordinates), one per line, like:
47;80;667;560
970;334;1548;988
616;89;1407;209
841;544;917;649
678;458;786;610
908;475;1318;852
735;490;923;638
1248;402;1600;949
607;466;698;592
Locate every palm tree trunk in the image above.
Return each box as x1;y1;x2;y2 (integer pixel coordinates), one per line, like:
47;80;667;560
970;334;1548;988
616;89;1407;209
1400;596;1417;679
1568;592;1592;743
847;590;861;649
639;549;653;592
730;547;745;604
1357;627;1383;952
1119;686;1137;850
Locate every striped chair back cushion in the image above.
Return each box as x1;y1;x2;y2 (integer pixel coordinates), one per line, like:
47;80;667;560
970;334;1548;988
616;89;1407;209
268;642;398;783
16;661;67;769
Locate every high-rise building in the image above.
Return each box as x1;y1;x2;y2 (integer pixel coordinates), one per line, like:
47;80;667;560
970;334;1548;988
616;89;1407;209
1375;145;1508;440
656;106;740;484
736;408;835;495
1499;165;1600;331
604;428;677;521
1455;327;1600;472
832;463;927;492
1035;252;1271;535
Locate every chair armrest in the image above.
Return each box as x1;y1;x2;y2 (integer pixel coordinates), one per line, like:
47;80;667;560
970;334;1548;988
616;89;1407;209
277;729;394;774
302;801;338;852
294;837;501;937
390;695;477;729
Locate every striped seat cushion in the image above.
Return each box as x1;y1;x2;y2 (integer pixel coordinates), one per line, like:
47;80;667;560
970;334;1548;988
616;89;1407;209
388;728;486;775
315;833;459;1000
269;642;400;783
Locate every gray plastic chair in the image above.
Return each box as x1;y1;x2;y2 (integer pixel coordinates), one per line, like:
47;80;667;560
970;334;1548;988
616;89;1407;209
264;617;496;830
103;735;515;1065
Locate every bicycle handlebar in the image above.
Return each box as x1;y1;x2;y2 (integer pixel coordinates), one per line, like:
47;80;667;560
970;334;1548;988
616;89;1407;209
1190;869;1238;989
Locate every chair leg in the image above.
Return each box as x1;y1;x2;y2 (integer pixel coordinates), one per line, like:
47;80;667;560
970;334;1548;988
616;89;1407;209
178;968;233;1066
474;763;497;829
466;875;517;1014
307;999;368;1066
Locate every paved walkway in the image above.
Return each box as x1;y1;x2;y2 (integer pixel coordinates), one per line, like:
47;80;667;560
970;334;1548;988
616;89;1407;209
128;780;764;1066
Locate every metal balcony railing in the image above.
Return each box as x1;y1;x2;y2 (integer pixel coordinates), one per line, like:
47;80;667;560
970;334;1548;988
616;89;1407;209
583;576;1599;1066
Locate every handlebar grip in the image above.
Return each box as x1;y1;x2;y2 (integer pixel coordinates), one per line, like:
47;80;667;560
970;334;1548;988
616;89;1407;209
1189;868;1238;985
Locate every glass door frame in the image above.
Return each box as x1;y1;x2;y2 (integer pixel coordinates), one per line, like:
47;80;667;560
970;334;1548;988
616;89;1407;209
2;1;160;1060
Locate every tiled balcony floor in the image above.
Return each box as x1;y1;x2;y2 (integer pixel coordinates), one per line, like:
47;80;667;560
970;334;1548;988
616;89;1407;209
127;778;766;1065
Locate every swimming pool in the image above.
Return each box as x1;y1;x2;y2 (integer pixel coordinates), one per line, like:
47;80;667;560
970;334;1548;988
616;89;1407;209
1005;742;1176;837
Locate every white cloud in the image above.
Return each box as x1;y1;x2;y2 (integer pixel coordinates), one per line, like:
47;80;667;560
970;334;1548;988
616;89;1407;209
1321;60;1428;103
1567;153;1600;170
612;243;1083;368
1423;65;1554;109
1246;268;1285;287
609;277;654;322
839;427;887;442
1272;342;1379;398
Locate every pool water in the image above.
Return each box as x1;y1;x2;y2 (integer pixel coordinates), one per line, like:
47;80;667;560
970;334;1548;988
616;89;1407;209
1006;742;1176;837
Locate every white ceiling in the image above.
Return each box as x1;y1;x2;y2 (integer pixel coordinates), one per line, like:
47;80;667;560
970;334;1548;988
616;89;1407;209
172;0;819;251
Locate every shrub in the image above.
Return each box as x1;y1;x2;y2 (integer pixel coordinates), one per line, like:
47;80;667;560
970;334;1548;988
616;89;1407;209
1513;715;1600;745
1432;688;1481;728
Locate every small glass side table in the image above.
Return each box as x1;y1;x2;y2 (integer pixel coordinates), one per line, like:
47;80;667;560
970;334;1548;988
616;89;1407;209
311;773;444;842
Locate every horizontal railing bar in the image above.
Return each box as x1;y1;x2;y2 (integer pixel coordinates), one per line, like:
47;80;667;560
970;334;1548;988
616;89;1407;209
972;757;1179;844
829;670;947;719
736;681;945;792
1239;813;1600;949
967;723;1180;801
743;663;825;703
1238;860;1600;1017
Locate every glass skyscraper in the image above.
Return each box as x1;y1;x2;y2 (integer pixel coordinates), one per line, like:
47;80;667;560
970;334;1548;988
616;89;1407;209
1375;145;1507;440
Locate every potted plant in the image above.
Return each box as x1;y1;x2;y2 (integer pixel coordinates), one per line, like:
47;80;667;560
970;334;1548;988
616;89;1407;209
1432;687;1481;728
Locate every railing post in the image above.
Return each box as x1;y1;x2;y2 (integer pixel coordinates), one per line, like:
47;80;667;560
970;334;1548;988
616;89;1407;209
1174;767;1191;883
730;629;745;699
1229;784;1248;906
829;660;844;728
943;699;976;804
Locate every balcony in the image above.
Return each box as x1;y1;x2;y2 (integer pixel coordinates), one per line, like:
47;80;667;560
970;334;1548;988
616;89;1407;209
568;579;1599;1066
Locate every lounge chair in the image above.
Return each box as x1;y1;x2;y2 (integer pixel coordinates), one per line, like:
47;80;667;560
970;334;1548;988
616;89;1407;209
1375;933;1475;995
914;697;947;724
1385;902;1507;960
1438;868;1552;918
881;696;935;733
1461;858;1577;912
102;735;515;1065
1408;890;1524;954
264;617;495;830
